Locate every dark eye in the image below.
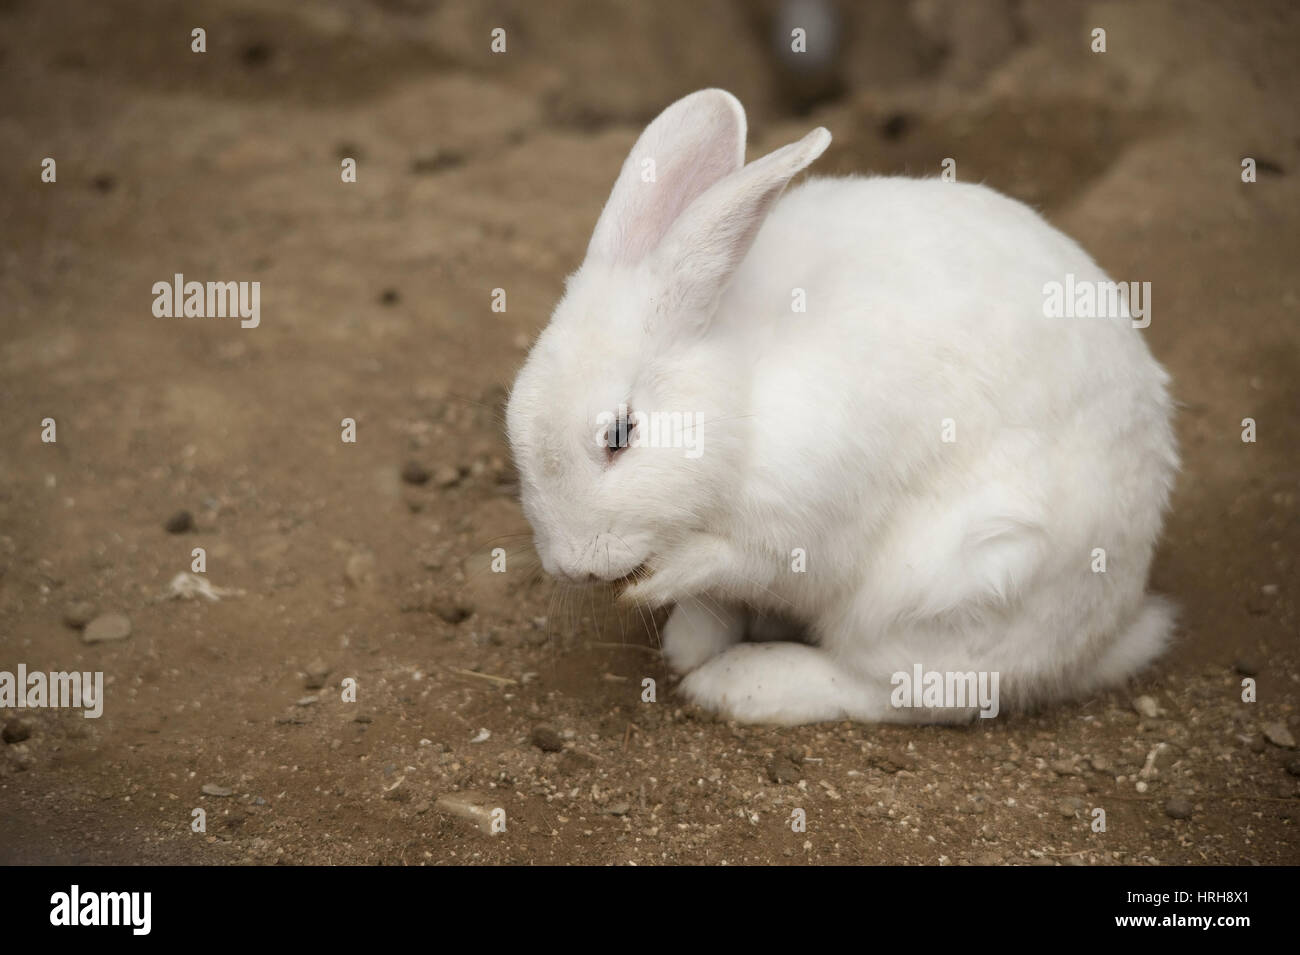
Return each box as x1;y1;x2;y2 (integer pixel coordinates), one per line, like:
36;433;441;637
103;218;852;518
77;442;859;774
606;409;635;459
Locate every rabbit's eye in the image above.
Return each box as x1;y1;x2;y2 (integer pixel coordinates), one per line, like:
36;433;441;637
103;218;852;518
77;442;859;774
606;411;635;459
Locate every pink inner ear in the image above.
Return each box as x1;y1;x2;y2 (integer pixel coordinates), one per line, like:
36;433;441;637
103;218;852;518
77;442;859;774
612;149;742;265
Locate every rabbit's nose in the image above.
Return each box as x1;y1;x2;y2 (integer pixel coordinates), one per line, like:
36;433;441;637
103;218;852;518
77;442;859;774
552;555;594;584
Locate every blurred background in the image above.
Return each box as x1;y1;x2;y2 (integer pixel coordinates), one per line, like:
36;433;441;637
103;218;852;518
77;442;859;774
0;1;1297;865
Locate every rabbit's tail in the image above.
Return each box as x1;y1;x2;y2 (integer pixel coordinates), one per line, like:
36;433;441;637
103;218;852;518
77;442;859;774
1081;595;1177;693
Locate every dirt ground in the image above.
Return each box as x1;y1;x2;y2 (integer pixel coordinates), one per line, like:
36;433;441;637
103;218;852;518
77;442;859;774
1;0;1297;865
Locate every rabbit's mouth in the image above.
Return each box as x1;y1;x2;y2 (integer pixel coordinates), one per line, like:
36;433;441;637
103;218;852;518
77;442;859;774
610;563;650;592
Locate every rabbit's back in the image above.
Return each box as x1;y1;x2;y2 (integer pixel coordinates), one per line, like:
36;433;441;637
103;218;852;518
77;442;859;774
724;174;1174;472
727;174;1161;389
717;175;1177;636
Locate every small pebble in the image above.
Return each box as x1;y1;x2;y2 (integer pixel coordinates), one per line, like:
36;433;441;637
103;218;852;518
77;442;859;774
434;464;461;488
434;600;473;624
400;461;430;485
530;725;564;752
240;41;272;67
870;750;910;774
411;150;465;174
559;750;596;772
1132;695;1161;719
201;783;234;797
1263;722;1296;749
82;612;132;644
435;791;501;835
304;659;331;689
382;778;409;802
62;601;96;629
164;510;194;534
1164;797;1194;820
2;719;32;744
766;756;802;784
344;552;375;587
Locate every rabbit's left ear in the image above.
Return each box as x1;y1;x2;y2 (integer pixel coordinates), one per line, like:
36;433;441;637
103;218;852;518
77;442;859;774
586;89;748;267
654;126;831;319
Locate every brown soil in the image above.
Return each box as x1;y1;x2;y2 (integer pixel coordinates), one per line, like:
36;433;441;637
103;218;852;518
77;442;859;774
1;0;1297;865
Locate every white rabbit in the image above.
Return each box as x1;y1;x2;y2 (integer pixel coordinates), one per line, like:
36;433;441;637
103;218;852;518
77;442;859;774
506;88;1178;725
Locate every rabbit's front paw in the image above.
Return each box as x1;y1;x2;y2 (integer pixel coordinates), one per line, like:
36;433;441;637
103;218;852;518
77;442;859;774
661;599;744;673
619;534;738;608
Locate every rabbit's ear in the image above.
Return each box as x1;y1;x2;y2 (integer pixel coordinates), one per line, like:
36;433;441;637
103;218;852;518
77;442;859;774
655;126;831;319
586;89;747;266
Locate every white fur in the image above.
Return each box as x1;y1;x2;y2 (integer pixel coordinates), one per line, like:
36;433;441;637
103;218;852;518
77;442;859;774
506;89;1179;725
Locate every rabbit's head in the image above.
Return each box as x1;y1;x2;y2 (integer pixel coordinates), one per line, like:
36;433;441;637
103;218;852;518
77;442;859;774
506;89;829;582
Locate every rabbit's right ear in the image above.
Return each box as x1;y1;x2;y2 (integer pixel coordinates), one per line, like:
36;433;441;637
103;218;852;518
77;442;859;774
586;89;747;267
651;125;830;322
